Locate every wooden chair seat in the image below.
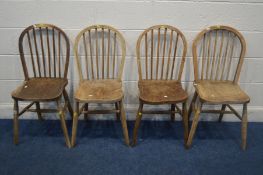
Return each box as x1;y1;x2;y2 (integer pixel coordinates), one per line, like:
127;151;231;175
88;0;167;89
138;80;188;104
74;80;123;103
195;80;250;104
12;78;67;101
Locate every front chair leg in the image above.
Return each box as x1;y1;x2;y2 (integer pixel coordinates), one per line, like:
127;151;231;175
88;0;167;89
35;102;44;121
57;98;71;148
241;103;248;150
186;102;202;149
13;99;19;145
218;104;227;122
63;90;73;118
170;104;175;121
71;102;79;147
182;102;189;146
119;100;130;146
188;91;198;120
132;101;143;146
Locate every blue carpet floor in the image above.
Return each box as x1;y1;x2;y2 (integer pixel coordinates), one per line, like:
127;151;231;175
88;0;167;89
0;119;263;175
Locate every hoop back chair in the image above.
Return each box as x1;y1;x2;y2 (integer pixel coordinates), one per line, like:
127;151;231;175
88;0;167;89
186;25;250;150
12;24;73;148
132;25;189;146
71;25;129;146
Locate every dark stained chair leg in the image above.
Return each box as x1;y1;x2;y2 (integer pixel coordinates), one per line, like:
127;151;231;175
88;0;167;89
188;91;198;120
218;104;227;122
241;103;248;150
35;102;44;121
13;99;19;145
63;90;73;118
115;102;120;121
132;101;144;146
186;102;202;149
182;102;189;146
71;102;79;147
84;103;88;120
171;104;175;121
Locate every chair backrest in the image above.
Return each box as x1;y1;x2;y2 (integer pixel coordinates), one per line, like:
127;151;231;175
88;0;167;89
19;24;70;80
136;25;187;81
74;25;126;81
192;25;246;83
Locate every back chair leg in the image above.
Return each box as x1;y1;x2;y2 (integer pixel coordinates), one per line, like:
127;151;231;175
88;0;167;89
182;102;189;146
132;101;144;146
218;104;227;122
13;100;19;145
84;103;88;120
188;91;198;120
115;102;120;121
35;102;43;121
241;103;248;150
63;90;73;118
71;102;79;147
119;100;130;146
57;98;71;148
186;102;202;149
171;104;175;121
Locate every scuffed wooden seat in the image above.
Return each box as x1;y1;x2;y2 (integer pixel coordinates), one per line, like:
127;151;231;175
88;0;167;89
138;80;188;104
75;80;123;103
12;78;67;101
195;80;250;104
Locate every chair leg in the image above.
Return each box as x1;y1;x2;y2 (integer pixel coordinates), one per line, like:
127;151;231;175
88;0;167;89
188;91;198;120
186;102;202;149
84;103;88;120
170;104;175;121
71;102;79;147
182;102;189;146
132;101;144;146
13;100;19;145
218;104;227;122
57;98;71;148
35;102;44;121
63;90;73;118
119;100;130;146
241;103;248;150
115;102;120;121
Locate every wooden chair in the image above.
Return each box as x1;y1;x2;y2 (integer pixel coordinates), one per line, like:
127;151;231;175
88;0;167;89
132;25;189;146
12;24;73;148
186;25;250;150
71;25;129;147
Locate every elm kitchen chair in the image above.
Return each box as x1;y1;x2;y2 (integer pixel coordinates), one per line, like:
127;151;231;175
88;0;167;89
71;25;129;147
186;25;250;150
132;25;189;146
12;24;73;148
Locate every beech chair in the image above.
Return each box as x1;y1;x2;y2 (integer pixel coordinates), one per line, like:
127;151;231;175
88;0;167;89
132;25;189;146
186;25;250;150
71;25;129;147
12;24;73;148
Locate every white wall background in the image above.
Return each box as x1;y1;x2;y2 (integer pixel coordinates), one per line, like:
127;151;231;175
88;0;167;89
0;0;262;121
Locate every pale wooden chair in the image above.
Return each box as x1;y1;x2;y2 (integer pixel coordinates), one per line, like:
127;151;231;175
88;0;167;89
132;25;189;146
186;25;250;150
12;24;73;148
71;25;129;147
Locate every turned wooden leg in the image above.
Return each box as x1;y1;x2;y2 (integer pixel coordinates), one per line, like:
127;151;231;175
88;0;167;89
170;104;175;121
119;100;130;146
71;102;79;147
115;102;120;121
241;103;248;150
63;90;73;118
35;102;44;121
218;104;227;122
57;99;71;148
84;103;88;120
188;91;198;120
182;102;189;146
186;102;202;149
13;99;19;145
132;101;144;146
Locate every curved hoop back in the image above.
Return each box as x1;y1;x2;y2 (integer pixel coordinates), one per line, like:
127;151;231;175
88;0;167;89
192;25;246;83
136;25;187;81
74;25;126;81
19;24;70;80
